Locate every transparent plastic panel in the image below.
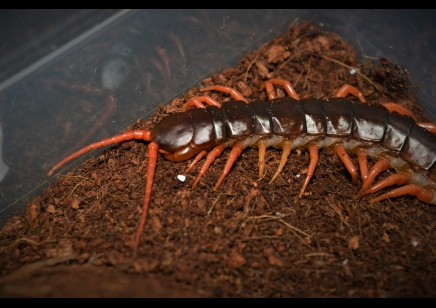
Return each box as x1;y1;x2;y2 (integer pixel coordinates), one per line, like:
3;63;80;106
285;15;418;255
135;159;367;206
0;9;435;224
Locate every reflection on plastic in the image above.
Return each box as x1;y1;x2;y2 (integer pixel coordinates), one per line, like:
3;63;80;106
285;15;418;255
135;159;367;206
0;124;9;182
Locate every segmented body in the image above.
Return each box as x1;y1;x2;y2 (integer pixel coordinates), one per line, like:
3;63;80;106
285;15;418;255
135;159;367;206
48;79;436;257
152;96;436;203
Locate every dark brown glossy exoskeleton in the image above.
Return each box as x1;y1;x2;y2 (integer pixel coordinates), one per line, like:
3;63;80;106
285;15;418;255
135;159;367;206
47;78;436;258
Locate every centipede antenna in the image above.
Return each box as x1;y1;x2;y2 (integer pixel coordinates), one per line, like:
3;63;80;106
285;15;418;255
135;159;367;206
47;130;151;177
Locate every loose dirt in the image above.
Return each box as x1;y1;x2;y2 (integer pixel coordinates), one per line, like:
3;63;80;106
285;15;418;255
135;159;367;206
1;22;436;298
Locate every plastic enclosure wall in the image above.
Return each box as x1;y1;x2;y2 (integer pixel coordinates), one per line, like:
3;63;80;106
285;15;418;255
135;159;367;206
0;9;435;225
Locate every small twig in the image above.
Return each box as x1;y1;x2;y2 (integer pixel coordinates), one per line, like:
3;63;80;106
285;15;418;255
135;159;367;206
305;252;335;258
276;48;309;74
278;219;311;238
0;237;41;254
241;235;282;241
326;198;351;230
208;193;223;216
286;17;299;39
356;36;379;61
244;51;262;84
62;178;89;202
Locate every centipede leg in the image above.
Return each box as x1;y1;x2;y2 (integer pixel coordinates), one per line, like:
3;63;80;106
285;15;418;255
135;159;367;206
200;85;248;103
257;140;267;180
370;184;434;204
354;159;391;199
299;143;319;198
381;103;418;121
185;150;208;172
260;81;277;100
357;149;369;181
360;173;412;196
183;96;222;109
193;145;225;188
269;141;292;184
335;84;366;103
260;79;301;100
214;143;244;191
133;141;159;258
334;144;358;185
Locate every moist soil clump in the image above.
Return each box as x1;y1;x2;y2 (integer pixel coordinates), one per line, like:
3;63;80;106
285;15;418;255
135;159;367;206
1;22;436;297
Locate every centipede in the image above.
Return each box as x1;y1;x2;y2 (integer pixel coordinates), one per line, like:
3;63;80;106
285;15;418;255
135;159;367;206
47;77;436;257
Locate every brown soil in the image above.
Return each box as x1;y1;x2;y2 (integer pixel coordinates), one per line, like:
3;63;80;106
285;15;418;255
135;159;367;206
1;22;436;298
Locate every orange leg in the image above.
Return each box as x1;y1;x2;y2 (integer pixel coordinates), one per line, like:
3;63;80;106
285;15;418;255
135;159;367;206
257;140;267;180
335;84;366;103
371;184;434;204
361;173;412;196
381;102;418;121
261;81;277;100
260;78;300;100
185;150;208;172
47;130;151;176
132;141;159;258
193;145;225;188
299;143;319;198
357;150;369;181
214;143;244;191
334;144;358;185
200;85;248;103
183;96;222;109
354;159;391;199
269;141;292;184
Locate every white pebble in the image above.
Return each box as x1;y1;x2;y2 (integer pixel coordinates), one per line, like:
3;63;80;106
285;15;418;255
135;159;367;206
177;174;186;182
